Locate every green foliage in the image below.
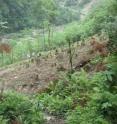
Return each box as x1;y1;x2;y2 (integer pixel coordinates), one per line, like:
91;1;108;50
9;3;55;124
37;70;108;117
99;92;117;124
2;0;117;66
0;0;30;32
0;28;66;66
66;55;117;124
0;0;117;124
0;0;57;32
66;103;110;124
90;56;103;65
31;0;57;27
0;116;7;124
64;0;117;49
38;94;73;116
36;53;117;123
98;54;117;124
0;21;8;34
0;92;44;124
0;0;87;32
78;0;91;8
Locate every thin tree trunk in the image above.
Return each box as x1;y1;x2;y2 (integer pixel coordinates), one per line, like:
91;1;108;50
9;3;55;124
11;48;14;64
51;25;54;48
68;40;73;72
1;52;4;66
48;24;51;48
42;22;46;51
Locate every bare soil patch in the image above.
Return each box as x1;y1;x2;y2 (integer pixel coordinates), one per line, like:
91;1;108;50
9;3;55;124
0;39;107;94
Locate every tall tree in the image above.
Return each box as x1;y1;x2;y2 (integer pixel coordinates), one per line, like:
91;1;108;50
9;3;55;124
0;0;30;31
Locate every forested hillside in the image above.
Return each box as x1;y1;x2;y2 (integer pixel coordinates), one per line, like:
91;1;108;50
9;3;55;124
0;0;117;124
0;0;95;32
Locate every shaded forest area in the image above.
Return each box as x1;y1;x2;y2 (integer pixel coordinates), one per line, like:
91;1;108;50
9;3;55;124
0;0;89;32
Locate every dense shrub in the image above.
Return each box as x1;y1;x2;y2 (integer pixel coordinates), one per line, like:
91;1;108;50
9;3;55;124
38;94;73;116
0;92;44;124
37;70;107;116
36;53;117;124
65;0;117;48
66;104;110;124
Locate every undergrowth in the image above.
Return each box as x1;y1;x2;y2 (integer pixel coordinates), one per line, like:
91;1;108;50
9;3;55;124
0;92;44;124
0;0;117;123
0;54;116;124
36;55;117;124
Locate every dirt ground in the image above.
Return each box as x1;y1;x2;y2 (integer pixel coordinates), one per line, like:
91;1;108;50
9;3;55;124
0;42;95;94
